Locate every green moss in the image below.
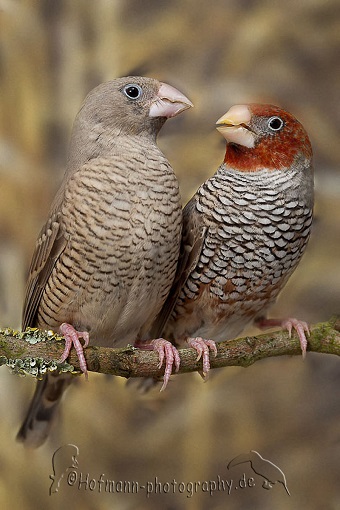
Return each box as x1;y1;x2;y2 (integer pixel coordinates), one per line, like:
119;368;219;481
0;339;13;359
311;322;336;348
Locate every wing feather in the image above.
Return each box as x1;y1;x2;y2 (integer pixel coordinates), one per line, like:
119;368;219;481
22;211;67;330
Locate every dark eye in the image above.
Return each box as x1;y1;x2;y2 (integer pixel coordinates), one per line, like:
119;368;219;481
268;116;284;131
123;84;143;100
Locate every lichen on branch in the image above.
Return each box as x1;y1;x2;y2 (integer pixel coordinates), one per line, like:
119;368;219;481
0;320;339;382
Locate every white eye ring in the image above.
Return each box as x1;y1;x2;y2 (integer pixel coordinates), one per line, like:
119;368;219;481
123;84;143;100
268;116;284;131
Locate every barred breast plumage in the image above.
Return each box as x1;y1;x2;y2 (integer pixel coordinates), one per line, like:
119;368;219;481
18;77;192;447
37;145;181;345
153;103;314;379
170;164;312;341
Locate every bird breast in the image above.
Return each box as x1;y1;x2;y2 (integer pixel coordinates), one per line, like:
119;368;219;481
38;147;182;346
170;164;313;340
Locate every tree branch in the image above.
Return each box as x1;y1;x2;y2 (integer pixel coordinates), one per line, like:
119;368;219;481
0;319;339;381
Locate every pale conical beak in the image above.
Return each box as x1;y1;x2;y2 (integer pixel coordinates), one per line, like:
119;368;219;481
149;83;193;118
216;105;255;148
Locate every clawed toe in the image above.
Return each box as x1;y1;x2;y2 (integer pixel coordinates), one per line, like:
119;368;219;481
187;337;217;378
256;316;310;358
151;339;180;391
281;318;310;358
137;338;180;391
59;323;89;378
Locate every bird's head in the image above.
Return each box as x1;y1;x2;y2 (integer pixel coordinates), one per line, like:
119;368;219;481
75;76;193;138
67;77;192;168
216;104;312;172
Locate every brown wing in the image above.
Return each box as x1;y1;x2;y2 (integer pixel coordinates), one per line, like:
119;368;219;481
22;209;67;330
150;195;206;338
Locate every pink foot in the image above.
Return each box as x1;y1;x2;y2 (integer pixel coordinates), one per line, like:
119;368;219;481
59;323;89;378
255;317;310;358
135;338;180;391
187;337;217;378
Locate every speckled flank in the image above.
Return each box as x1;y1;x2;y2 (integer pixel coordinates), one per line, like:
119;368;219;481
37;139;182;346
18;76;190;448
168;159;313;342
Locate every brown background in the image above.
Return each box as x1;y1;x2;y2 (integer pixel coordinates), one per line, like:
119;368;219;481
0;1;339;508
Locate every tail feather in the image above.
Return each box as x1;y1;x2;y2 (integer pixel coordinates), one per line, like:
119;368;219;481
17;373;73;448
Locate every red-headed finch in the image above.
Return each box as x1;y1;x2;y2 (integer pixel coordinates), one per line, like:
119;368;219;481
153;104;313;380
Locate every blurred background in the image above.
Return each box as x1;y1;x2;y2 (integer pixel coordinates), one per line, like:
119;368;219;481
0;0;340;508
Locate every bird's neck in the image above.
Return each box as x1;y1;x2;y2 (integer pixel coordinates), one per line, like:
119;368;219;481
66;125;158;171
223;142;294;172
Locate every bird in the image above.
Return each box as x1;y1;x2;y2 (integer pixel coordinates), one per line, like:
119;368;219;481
228;450;290;495
152;103;314;380
17;76;193;447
